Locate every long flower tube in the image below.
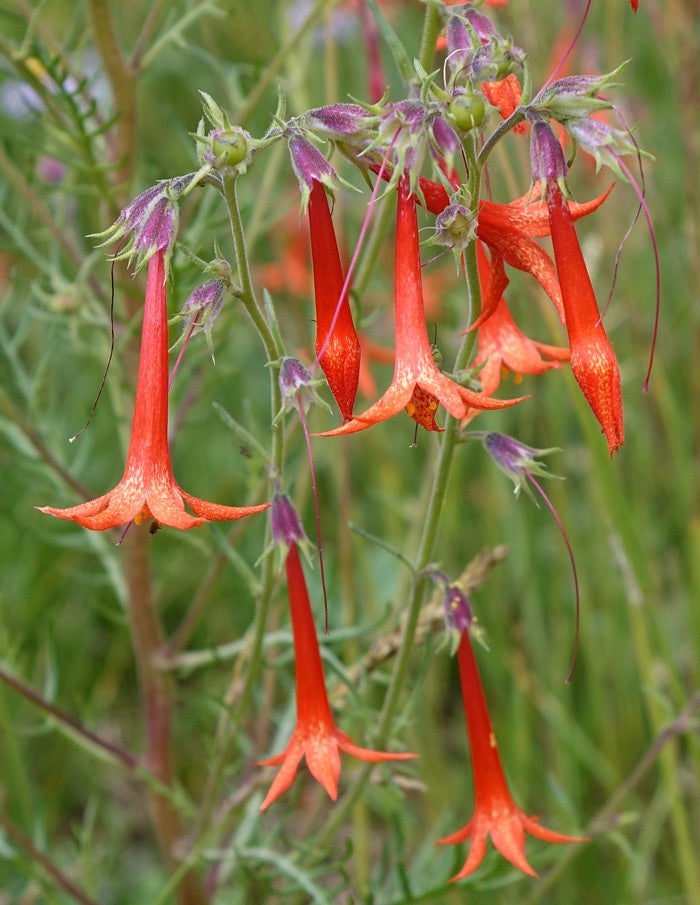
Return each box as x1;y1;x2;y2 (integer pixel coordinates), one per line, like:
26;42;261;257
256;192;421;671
258;543;416;808
438;630;585;880
308;179;361;422
318;175;523;438
545;178;624;454
39;250;270;530
528;116;625;455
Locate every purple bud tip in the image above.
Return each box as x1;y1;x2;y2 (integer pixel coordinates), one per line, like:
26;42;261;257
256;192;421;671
307;103;375;137
270;493;308;549
529;119;568;186
444;584;474;635
430;116;460;159
279;357;314;400
288;136;337;196
426;569;475;636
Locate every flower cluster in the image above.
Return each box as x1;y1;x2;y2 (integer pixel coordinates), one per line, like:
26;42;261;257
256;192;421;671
37;0;650;887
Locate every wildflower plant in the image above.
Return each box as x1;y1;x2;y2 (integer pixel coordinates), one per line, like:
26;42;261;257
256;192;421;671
3;3;696;905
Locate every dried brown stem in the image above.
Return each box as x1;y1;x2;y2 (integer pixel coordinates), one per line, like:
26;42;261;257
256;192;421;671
123;533;208;905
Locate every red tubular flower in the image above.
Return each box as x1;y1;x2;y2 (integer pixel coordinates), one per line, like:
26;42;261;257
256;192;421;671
465;242;569;415
319;176;523;438
308;179;361;421
38;250;270;530
545;180;624;454
258;544;415;809
418;175;612;328
438;631;585;880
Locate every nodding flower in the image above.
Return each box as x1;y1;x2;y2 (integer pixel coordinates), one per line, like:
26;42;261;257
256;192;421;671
258;542;415;809
379;168;611;329
462;241;569;422
308;179;361;422
530;120;624;454
38;250;270;531
319;175;523;438
438;629;585;880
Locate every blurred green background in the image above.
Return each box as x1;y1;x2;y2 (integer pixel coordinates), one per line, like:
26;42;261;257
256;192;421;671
1;1;697;903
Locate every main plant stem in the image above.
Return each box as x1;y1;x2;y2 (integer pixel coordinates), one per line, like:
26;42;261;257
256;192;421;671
191;171;285;857
321;158;483;844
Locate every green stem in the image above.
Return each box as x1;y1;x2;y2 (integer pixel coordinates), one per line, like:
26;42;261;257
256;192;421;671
188;176;286;864
222;173;282;365
417;3;442;73
477;108;527;169
320;158;484;843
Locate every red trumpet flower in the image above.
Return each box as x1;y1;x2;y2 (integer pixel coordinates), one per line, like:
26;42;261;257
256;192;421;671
467;241;569;410
38;250;269;530
308;179;361;421
438;630;585;880
259;544;415;808
418;175;612;328
545;179;624;454
319;175;522;438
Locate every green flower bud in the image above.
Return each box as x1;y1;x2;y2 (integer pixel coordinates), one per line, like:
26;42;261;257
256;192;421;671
449;94;486;132
211;128;249;168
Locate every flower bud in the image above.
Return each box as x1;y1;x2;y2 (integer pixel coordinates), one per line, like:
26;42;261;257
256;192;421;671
481;432;561;498
270;492;309;551
565;116;644;180
288;135;340;211
434;203;477;251
425;568;476;654
532;65;626;120
448;93;486;132
529;119;568;191
430;115;462;166
204;126;253;174
305;103;378;141
93;178;188;268
274;357;330;424
178;264;231;354
211;128;249;167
